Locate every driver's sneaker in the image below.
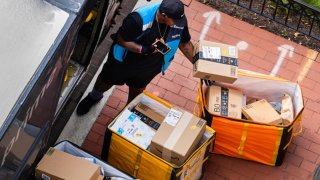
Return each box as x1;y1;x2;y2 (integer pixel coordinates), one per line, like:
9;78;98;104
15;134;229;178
76;93;103;116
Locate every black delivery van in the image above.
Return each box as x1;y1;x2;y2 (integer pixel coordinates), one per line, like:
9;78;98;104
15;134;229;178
0;0;121;179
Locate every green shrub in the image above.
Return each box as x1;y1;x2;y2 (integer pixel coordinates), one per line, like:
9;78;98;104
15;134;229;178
302;0;320;10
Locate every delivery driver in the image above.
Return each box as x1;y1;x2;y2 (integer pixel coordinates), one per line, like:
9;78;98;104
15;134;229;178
76;0;194;116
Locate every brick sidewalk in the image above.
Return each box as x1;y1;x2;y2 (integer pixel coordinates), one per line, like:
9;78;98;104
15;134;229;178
82;1;320;179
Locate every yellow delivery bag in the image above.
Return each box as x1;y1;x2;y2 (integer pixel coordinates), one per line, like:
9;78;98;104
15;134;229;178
102;92;215;179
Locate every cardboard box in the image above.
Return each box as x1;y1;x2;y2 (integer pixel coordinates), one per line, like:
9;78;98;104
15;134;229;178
35;148;100;180
150;108;206;166
242;99;282;124
205;85;245;119
110;109;155;149
193;40;238;83
54;141;133;179
132;103;165;130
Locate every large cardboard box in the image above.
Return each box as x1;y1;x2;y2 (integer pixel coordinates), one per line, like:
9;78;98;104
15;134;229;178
193;40;238;83
35;148;100;180
150;108;206;166
242;99;282;124
205;85;245;119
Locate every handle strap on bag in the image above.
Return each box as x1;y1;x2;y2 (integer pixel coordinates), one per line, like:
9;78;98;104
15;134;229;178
194;82;206;118
292;114;303;136
133;149;143;177
271;128;283;165
237;123;249;158
176;147;209;179
194;83;201;116
176;156;209;179
176;139;212;177
283;115;303;150
186;156;209;180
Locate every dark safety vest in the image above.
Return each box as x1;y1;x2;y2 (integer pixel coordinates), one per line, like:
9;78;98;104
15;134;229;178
112;3;184;74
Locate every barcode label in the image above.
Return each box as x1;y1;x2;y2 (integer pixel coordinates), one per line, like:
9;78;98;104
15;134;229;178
202;46;221;59
194;52;238;66
196;120;205;128
164;109;182;126
221;88;229;116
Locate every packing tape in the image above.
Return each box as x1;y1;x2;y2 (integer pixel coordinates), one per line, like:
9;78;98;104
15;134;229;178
162;112;193;162
237;123;249;158
271;127;283;165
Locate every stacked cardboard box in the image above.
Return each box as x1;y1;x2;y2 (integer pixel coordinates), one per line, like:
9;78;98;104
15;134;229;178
110;101;206;166
193;40;238;83
150;108;206;166
192;40;294;125
205;85;292;125
205;85;245;119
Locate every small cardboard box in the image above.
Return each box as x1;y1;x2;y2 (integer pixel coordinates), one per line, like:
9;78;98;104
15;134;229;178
193;40;238;83
242;99;282;124
205;85;245;119
54;141;133;179
35;148;100;180
150;108;206;166
132;103;165;130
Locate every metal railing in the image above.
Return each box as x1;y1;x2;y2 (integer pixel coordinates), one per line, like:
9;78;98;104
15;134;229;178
220;0;320;40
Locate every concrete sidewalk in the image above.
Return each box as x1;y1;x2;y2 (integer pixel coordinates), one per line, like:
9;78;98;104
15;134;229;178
71;0;319;179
